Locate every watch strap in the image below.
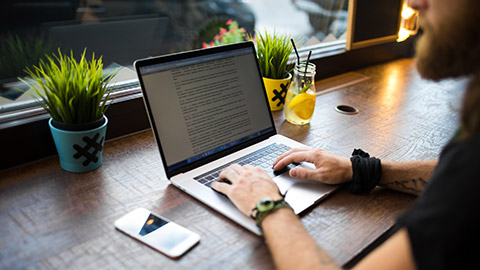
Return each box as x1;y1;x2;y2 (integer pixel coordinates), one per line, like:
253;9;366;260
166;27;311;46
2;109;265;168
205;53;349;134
251;199;291;227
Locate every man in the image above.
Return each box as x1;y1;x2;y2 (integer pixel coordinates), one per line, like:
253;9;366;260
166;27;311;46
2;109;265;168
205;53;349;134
211;0;480;269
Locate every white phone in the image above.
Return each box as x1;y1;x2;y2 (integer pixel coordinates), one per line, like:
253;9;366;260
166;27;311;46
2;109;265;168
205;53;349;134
114;208;200;258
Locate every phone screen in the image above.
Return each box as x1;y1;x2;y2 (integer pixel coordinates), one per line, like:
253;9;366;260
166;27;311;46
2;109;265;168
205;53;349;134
115;208;200;257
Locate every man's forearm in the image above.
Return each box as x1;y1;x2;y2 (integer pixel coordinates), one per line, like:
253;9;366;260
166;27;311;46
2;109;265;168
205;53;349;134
262;208;341;270
378;160;437;195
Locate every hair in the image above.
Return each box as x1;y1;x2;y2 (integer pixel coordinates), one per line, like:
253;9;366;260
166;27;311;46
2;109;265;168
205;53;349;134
460;72;480;139
459;0;480;140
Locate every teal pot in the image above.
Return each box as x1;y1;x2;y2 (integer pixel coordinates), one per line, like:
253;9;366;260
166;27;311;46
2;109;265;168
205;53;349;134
49;115;108;173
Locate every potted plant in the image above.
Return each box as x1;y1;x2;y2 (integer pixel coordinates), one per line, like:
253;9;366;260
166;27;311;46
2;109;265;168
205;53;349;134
20;49;117;173
255;30;294;111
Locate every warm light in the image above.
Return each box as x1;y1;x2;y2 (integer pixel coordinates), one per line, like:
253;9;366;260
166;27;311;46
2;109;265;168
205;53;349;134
401;5;416;19
379;66;403;109
397;1;419;42
397;28;411;42
146;219;154;226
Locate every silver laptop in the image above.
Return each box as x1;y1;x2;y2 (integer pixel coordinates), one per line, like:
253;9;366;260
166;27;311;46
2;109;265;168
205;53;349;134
134;41;338;235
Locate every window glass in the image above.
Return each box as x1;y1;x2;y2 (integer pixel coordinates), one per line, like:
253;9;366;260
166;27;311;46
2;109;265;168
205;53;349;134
0;0;348;120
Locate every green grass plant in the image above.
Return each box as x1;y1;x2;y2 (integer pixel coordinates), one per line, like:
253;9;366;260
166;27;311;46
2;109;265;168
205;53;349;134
20;49;117;125
255;30;293;79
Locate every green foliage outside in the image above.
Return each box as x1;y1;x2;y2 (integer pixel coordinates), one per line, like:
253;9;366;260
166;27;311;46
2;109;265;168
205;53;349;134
202;20;249;48
193;19;230;49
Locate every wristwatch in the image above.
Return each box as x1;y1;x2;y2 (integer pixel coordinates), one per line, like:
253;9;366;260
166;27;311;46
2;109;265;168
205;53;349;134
250;198;291;227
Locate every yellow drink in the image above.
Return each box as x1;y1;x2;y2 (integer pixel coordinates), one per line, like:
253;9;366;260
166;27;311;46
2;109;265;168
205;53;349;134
284;62;316;125
285;89;316;125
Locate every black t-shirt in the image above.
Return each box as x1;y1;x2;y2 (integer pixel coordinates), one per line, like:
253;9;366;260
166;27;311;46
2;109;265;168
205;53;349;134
397;132;480;270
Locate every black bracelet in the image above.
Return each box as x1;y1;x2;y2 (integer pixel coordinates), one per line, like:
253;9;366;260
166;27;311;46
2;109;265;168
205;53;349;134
349;149;382;194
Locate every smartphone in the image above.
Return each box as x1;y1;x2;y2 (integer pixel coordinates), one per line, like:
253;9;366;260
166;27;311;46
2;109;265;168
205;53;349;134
114;208;200;258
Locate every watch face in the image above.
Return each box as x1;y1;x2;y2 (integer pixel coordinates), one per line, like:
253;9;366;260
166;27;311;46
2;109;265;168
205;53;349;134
257;198;274;212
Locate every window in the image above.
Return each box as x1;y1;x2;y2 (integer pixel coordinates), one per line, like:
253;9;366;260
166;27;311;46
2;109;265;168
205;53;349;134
0;0;349;123
0;0;413;169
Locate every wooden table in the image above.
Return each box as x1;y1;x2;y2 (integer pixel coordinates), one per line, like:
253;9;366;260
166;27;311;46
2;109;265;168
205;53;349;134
0;58;466;269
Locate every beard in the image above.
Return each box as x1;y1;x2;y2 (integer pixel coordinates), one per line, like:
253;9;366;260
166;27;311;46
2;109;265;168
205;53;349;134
415;3;480;81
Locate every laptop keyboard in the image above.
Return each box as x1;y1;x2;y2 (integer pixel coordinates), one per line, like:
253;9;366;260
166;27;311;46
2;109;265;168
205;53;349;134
194;143;292;187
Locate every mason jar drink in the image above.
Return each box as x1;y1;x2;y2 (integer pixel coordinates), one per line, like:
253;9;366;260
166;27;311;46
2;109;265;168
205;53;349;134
284;62;316;125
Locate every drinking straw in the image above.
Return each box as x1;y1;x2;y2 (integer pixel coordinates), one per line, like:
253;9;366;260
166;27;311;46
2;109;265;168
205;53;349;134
304;50;312;74
303;50;312;87
291;38;300;65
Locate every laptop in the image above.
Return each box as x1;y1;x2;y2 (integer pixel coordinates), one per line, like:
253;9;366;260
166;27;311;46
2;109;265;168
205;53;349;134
134;41;338;235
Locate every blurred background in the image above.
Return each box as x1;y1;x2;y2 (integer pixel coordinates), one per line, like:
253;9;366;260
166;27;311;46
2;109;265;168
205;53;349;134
0;0;348;111
0;0;348;77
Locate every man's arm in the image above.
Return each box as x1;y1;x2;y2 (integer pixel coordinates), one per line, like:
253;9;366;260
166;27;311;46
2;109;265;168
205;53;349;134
273;148;437;195
378;160;437;195
262;208;340;270
262;208;416;270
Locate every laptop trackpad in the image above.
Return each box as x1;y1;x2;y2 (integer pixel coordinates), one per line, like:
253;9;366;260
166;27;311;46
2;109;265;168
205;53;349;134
273;162;315;195
273;174;301;195
284;180;336;214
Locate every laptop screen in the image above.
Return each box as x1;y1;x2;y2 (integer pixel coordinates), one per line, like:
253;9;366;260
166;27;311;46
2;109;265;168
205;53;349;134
136;42;276;176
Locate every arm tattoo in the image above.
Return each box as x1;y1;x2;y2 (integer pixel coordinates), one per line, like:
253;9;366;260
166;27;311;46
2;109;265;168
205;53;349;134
384;178;427;194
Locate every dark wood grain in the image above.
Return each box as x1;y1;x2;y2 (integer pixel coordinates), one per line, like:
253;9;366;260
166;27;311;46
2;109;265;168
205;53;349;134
0;58;465;269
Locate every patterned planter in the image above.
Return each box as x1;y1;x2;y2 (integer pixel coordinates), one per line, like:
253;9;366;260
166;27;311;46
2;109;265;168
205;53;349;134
49;115;108;173
262;72;292;111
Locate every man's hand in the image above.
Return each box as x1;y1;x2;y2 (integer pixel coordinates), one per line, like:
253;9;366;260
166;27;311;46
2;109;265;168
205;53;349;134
211;164;283;216
273;148;352;185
